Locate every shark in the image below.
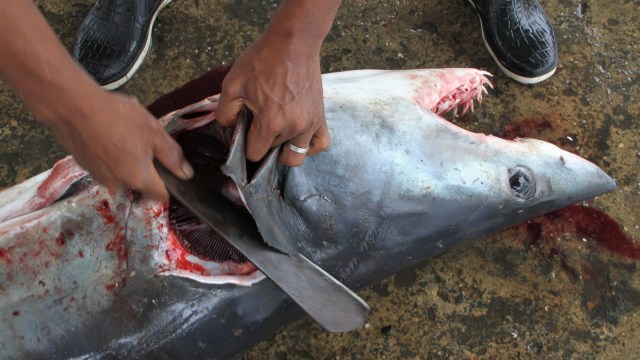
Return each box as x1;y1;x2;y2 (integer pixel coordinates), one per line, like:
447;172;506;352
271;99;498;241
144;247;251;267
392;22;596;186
0;67;615;359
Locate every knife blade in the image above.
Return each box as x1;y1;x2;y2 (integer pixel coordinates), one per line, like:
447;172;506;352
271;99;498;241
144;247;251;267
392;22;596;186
154;161;370;332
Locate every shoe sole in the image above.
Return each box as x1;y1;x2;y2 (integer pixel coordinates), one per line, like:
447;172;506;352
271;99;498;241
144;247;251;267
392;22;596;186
467;0;556;85
102;0;173;90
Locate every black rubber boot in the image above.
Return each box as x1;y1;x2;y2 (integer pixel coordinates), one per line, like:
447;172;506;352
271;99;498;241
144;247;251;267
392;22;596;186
469;0;558;84
73;0;172;90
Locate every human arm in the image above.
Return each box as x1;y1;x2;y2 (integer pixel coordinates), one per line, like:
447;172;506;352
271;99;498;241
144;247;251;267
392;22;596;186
216;0;341;166
0;0;193;200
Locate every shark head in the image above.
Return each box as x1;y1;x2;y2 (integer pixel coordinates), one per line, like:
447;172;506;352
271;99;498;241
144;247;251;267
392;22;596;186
220;69;616;283
464;135;616;219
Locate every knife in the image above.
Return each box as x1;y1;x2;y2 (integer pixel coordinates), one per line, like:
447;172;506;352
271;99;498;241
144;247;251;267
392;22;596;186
154;161;370;332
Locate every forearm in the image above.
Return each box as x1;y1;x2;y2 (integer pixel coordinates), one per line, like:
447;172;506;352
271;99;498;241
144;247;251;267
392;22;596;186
0;0;100;128
0;1;192;199
265;0;342;50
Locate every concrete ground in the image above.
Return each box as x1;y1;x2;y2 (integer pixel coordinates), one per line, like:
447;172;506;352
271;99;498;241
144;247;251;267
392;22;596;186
0;0;638;358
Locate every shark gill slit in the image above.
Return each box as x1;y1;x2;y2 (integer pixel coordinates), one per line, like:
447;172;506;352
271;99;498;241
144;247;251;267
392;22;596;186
169;121;251;263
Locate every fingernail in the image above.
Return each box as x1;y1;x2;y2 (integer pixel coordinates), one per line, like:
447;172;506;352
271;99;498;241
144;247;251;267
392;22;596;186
181;161;194;179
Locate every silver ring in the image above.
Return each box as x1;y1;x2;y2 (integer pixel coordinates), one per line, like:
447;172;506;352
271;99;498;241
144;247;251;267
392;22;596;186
286;141;310;154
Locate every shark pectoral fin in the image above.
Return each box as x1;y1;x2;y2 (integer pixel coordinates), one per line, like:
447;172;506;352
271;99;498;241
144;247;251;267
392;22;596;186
220;110;305;255
221;108;250;186
0;156;90;223
241;147;306;255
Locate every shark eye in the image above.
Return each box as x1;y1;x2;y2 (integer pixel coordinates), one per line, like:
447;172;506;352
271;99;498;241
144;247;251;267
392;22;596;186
509;166;536;200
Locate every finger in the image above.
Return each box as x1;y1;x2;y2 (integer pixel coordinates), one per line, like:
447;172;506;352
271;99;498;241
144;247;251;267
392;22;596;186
111;157;168;201
131;157;170;201
245;113;278;162
141;167;170;201
216;94;245;127
95;175;121;195
81;163;120;194
151;119;194;180
307;122;330;156
279;132;313;167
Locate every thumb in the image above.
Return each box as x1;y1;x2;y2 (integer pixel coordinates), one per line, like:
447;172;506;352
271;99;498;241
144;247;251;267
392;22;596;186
152;124;194;181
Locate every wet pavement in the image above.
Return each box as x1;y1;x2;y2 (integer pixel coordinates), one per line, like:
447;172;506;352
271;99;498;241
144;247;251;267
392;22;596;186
1;0;638;358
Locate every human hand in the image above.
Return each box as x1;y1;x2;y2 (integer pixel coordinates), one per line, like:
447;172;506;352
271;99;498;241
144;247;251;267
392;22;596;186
47;89;193;200
216;32;330;167
0;0;191;200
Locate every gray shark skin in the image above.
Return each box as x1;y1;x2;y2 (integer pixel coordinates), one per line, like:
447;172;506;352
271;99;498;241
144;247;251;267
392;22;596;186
0;68;615;359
